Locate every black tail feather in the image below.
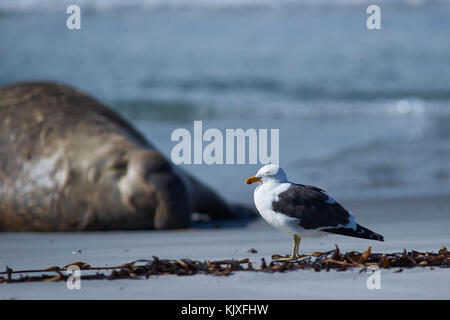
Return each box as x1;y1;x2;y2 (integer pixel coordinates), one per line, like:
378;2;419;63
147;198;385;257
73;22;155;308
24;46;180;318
323;224;384;242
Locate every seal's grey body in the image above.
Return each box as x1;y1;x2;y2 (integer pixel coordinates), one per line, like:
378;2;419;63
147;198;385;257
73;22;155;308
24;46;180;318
0;82;236;231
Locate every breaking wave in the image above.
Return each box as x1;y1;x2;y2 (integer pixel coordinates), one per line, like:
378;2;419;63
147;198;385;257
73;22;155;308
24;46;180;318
0;0;444;14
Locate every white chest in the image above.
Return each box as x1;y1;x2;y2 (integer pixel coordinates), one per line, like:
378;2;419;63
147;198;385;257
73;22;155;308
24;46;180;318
253;182;301;234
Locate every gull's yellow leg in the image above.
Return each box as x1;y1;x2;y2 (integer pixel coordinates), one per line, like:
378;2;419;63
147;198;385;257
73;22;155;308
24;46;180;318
272;234;301;261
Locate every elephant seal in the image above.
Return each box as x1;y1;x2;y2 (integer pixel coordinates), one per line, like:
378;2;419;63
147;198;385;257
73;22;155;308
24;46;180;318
0;81;246;231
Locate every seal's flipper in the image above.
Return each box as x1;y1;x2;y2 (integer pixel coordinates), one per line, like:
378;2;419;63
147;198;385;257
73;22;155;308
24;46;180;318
181;172;234;220
177;170;258;221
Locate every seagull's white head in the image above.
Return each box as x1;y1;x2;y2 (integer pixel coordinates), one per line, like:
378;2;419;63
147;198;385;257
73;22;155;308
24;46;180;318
245;164;287;185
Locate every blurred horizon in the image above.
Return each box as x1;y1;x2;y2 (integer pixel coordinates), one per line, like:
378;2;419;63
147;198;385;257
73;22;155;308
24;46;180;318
2;0;448;14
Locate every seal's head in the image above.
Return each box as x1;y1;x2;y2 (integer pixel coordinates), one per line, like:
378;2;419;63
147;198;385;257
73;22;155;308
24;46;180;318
120;149;190;229
82;141;190;230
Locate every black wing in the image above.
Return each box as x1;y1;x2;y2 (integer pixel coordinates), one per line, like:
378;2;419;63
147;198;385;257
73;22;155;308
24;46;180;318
271;184;384;241
272;184;350;229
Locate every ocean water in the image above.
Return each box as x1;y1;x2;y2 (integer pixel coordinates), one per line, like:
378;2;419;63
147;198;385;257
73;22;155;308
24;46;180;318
1;1;450;204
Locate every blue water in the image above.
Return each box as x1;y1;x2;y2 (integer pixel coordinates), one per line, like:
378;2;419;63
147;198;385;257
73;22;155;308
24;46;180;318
1;1;450;203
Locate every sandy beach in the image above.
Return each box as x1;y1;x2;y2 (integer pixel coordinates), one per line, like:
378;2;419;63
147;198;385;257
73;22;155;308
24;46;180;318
1;194;449;300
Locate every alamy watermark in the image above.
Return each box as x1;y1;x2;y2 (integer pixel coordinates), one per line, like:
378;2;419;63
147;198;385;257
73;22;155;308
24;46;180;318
66;265;81;289
66;5;81;30
366;265;381;290
171;121;279;165
65;5;380;31
366;5;381;30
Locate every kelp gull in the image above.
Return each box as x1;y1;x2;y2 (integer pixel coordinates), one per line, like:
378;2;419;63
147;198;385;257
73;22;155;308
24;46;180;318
246;164;384;261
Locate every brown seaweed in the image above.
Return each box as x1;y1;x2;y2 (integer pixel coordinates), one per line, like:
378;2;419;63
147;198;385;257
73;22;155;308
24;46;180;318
0;246;448;284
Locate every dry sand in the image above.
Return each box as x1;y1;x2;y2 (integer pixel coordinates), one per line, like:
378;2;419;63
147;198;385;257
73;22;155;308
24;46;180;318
0;195;449;299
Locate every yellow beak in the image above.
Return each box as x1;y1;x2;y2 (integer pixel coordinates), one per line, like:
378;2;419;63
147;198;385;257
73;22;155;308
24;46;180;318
245;176;261;185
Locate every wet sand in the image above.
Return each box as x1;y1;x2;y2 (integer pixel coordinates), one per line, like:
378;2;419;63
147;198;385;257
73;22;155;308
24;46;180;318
1;194;449;299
